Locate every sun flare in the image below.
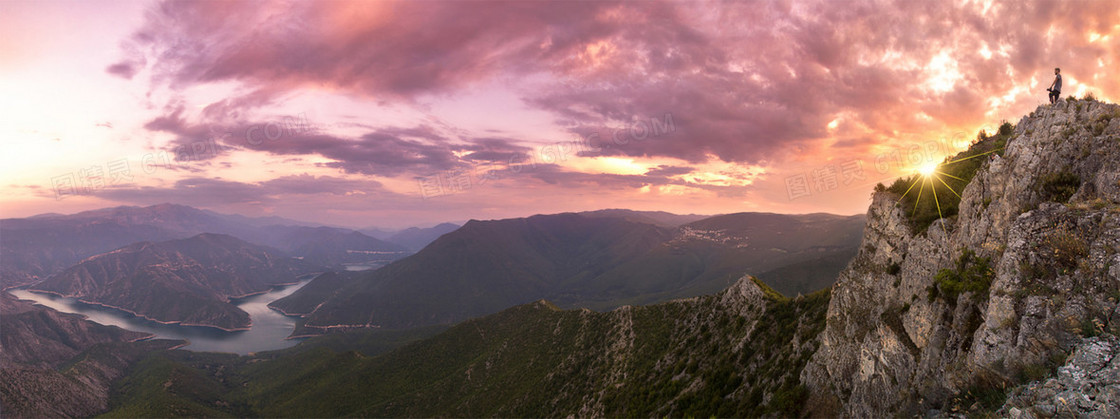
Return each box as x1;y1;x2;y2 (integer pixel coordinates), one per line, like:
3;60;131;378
918;162;938;177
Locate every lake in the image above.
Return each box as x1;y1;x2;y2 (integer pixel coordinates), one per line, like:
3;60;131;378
8;277;316;355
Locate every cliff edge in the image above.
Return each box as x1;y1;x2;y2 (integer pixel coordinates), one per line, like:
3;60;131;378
802;98;1120;416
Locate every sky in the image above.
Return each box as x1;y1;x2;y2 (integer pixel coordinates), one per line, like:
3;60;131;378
1;0;1118;228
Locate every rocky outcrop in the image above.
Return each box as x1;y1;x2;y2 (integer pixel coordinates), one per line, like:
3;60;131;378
999;335;1120;418
802;99;1120;416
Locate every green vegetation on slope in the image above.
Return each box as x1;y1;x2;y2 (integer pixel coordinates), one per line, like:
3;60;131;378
928;249;995;304
882;122;1014;233
1037;170;1081;204
103;279;831;417
280;212;861;334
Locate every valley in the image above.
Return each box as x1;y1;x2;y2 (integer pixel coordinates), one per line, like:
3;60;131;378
7;0;1120;416
9;275;316;354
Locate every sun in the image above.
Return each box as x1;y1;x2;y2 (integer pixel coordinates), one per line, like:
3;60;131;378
918;161;938;177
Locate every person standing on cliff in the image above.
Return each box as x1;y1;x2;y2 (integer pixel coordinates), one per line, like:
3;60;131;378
1047;67;1062;104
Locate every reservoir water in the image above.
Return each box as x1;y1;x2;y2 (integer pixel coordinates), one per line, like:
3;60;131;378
8;277;316;355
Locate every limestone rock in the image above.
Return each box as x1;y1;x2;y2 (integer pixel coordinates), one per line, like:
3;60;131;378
802;99;1120;416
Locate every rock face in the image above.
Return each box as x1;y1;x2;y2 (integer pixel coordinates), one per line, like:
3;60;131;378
29;233;319;330
999;335;1120;418
802;99;1120;416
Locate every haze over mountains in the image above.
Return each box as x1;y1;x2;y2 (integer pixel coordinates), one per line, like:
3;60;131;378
0;204;426;289
2;203;863;336
6;0;1120;415
275;211;863;334
5;101;1120;417
0;201;867;417
373;223;461;252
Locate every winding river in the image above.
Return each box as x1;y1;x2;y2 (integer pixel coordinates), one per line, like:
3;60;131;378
9;277;316;355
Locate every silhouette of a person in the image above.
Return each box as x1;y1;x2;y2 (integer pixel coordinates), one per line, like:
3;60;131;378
1047;68;1062;104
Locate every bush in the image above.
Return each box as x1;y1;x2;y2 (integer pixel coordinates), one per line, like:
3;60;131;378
1038;171;1081;203
1046;228;1088;273
998;121;1014;136
1079;317;1104;338
768;384;809;416
1092;111;1117;136
931;249;995;304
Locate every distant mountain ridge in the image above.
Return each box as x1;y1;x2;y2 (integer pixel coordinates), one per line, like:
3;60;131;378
264;226;410;267
28;233;320;330
0;203;413;288
1;204;277;289
274;211;863;334
383;223;461;251
578;208;712;227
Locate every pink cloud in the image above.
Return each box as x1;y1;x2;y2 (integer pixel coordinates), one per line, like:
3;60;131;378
102;0;1120;221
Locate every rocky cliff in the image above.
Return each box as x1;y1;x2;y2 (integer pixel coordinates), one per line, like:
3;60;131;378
802;99;1120;416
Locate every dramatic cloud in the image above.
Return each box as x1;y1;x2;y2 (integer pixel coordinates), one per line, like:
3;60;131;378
120;1;1120;166
37;0;1114;225
534;1;1120;165
521;163;750;198
111;1;634;98
143;109;469;176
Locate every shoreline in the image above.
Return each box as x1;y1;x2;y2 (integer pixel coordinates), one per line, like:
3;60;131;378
266;298;327;318
287;322;381;339
21;288;252;332
266;304;310;317
227;274;322;303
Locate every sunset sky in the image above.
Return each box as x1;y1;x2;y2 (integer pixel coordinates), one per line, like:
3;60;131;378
2;0;1118;228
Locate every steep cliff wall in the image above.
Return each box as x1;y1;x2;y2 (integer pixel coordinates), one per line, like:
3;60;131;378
803;99;1120;416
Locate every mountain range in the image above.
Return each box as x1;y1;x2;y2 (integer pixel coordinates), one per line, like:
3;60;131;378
274;211;863;334
264;226;410;268
0;204;417;289
376;223;461;252
96;276;828;417
4;82;1120;419
96;100;1120;417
